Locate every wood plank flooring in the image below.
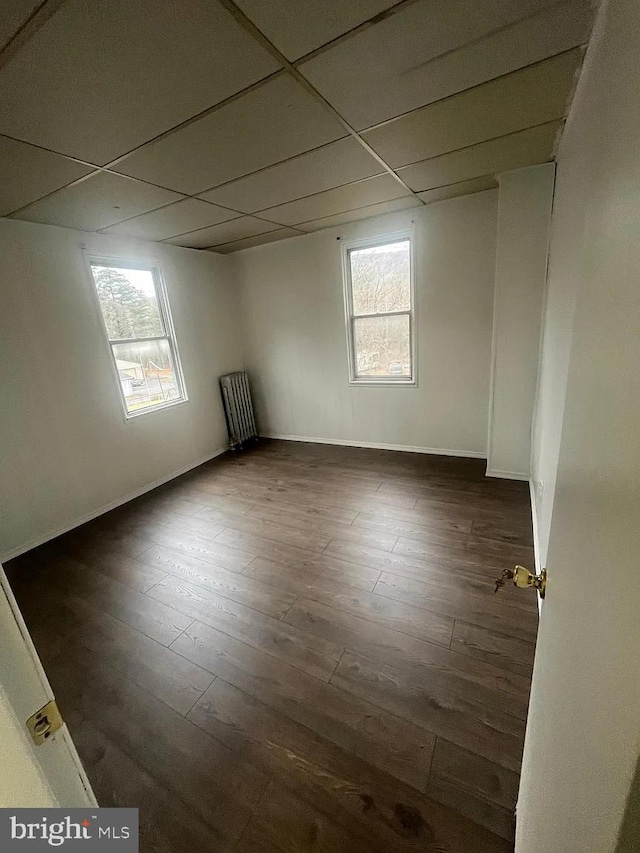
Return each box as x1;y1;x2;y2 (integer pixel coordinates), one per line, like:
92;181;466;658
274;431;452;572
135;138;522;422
4;439;538;851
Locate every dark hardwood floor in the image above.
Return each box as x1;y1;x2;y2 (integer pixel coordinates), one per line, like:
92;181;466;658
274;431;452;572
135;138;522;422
5;439;538;852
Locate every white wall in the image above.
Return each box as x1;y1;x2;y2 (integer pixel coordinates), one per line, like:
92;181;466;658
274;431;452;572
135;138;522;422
487;163;554;480
0;219;243;560
236;191;498;457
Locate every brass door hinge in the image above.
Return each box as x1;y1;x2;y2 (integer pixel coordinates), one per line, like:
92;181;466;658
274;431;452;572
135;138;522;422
27;699;63;745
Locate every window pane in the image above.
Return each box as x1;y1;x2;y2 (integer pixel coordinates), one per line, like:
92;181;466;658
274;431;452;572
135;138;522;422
112;339;183;414
91;264;164;339
354;314;411;378
350;240;410;316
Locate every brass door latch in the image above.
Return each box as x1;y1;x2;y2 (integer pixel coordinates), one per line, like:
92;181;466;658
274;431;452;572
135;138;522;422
495;565;547;598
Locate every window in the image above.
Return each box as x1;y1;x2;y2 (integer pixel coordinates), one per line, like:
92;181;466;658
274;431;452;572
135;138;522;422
87;258;187;417
343;233;415;384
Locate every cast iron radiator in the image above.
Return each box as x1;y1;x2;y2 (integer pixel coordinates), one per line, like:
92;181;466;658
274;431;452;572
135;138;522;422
219;371;257;450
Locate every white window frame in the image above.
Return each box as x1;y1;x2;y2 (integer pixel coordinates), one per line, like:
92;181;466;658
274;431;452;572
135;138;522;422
342;229;417;386
84;254;188;420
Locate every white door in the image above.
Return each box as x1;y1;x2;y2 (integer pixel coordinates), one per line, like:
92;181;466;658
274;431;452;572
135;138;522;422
515;0;640;849
0;565;96;807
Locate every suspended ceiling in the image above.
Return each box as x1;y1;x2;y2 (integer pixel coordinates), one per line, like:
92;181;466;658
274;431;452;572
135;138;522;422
0;0;595;253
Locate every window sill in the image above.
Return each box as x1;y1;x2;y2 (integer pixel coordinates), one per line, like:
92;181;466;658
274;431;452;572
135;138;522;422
124;397;189;420
348;379;417;388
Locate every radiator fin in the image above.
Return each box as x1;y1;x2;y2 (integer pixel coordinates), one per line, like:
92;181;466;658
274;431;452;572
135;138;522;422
219;371;257;450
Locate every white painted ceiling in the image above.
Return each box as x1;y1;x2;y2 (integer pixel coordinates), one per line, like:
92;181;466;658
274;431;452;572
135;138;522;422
0;0;595;253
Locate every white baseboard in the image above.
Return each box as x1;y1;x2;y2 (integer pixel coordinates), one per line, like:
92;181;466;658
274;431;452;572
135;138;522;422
485;468;530;481
0;446;228;564
262;433;486;459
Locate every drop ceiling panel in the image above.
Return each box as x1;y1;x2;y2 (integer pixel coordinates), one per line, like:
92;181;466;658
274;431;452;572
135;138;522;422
164;217;279;250
297;196;422;233
0;135;93;216
199;137;383;214
234;0;398;60
11;172;183;232
0;0;41;51
117;74;347;195
99;199;239;241
212;227;303;254
0;0;280;164
258;174;410;226
418;176;498;205
363;49;582;168
398;120;562;192
301;0;593;129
